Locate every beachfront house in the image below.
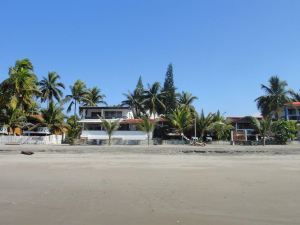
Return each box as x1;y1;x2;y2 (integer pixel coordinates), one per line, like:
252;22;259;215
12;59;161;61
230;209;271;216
79;106;150;144
281;102;300;121
228;116;262;141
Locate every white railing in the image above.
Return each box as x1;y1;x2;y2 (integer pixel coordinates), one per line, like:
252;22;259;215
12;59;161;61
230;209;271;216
0;135;62;145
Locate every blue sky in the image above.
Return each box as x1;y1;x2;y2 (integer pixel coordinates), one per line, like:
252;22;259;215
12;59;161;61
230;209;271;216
1;0;300;116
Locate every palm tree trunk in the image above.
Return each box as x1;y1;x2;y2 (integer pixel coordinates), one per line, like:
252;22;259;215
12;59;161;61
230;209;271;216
147;133;150;146
74;100;77;116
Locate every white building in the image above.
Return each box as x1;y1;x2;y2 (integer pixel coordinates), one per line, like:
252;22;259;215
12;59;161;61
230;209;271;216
79;106;150;144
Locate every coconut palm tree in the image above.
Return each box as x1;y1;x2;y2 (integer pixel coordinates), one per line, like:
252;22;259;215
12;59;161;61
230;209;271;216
101;119;120;145
289;89;300;102
66;80;87;115
143;82;166;118
1;98;27;135
178;91;198;108
82;87;107;106
255;76;290;119
39;72;65;106
168;106;192;142
137;117;156;145
208;121;233;141
30;102;67;134
6;59;39;112
247;116;272;146
122;90;145;118
208;111;233;141
196;110;215;141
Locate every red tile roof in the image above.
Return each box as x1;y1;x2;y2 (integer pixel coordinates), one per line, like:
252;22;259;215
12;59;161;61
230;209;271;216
284;102;300;106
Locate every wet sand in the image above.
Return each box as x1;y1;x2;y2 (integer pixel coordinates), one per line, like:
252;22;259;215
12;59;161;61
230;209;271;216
1;149;300;225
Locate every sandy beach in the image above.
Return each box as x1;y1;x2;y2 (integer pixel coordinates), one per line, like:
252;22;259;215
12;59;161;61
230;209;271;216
1;146;300;225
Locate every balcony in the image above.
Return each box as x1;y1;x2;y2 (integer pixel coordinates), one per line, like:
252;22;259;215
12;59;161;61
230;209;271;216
287;115;300;121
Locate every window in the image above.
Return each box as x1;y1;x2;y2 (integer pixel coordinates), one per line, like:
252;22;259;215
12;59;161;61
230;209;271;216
288;109;296;115
91;112;101;119
104;111;122;119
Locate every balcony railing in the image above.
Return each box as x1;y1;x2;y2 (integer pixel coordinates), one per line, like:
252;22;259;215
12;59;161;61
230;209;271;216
287;115;300;121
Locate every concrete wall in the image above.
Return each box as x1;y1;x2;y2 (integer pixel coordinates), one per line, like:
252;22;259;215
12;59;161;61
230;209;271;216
0;135;62;145
81;130;149;140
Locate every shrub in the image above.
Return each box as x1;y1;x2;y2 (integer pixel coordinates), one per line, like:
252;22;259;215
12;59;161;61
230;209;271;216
271;120;297;144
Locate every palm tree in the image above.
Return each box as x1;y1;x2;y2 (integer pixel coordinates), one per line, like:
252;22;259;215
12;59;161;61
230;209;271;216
168;106;192;142
196;110;215;141
122;90;145;118
1;98;27;135
82;87;107;106
39;72;65;106
66;115;82;144
208;111;233;141
178;91;198;108
101;119;120;145
66;80;87;115
6;59;40;112
289;89;300;102
247;116;272;146
143;82;166;118
30;102;67;134
137;117;156;145
208;121;233;141
255;76;290;119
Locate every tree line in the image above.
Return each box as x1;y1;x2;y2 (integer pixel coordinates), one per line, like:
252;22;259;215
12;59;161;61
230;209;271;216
0;59;233;143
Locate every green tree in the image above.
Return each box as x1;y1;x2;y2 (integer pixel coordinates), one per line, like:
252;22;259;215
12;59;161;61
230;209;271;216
289;89;300;102
39;72;65;106
168;106;192;142
162;64;177;114
66;80;87;115
143;82;166;118
101;119;120;145
178;91;198;108
247;116;272;146
208;111;233;141
122;76;145;118
135;75;144;95
30;102;67;134
196;110;215;141
255;76;290;119
66;115;82;144
137;117;156;145
5;59;39;113
271;120;297;144
0;98;27;135
82;87;106;106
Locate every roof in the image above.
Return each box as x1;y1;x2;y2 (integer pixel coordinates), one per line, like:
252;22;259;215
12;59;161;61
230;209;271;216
284;102;300;107
227;116;262;123
79;106;130;110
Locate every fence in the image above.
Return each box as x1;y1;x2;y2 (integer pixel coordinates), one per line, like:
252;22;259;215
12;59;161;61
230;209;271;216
0;135;62;145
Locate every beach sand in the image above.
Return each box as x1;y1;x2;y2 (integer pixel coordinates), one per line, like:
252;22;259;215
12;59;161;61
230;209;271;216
1;147;300;225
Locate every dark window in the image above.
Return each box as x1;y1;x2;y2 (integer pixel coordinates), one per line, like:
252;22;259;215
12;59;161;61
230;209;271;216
288;109;296;115
118;124;130;131
91;112;101;119
104;111;122;119
85;124;102;130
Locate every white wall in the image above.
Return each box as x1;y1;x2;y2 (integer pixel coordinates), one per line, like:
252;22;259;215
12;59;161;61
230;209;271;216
0;135;62;145
81;130;149;140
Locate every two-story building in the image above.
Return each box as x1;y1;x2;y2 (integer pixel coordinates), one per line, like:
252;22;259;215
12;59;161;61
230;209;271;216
227;116;262;141
282;102;300;121
79;106;150;144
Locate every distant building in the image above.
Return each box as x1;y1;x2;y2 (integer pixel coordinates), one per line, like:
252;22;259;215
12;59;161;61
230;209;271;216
79;106;152;144
227;116;262;141
282;102;300;121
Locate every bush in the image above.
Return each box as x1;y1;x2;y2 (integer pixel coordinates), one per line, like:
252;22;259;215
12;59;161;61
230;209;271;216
271;120;297;144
